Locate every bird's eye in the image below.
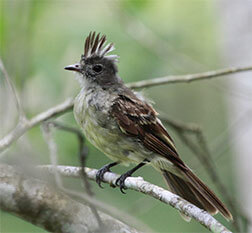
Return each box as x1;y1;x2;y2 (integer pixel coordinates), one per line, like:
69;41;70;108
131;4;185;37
92;64;103;73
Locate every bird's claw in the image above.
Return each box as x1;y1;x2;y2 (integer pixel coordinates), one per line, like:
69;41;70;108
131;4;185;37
115;172;132;194
96;166;111;188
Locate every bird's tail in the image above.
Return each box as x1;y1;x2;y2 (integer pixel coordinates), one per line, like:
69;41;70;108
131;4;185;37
162;170;233;221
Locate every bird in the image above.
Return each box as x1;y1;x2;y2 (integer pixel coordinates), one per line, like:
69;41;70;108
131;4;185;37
65;31;233;221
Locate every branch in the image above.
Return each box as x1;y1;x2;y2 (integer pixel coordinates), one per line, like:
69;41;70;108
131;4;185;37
1;65;251;153
41;121;103;227
45;121;92;196
128;65;252;89
0;164;140;233
0;97;74;153
39;165;232;233
0;58;26;119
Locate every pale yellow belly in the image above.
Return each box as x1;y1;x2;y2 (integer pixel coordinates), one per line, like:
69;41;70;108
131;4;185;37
83;117;182;177
74;97;148;164
84;116;148;164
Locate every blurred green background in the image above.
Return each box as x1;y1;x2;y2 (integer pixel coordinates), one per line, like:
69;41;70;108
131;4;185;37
0;0;238;232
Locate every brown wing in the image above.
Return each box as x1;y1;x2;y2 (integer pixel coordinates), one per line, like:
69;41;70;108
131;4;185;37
111;92;187;170
111;92;233;220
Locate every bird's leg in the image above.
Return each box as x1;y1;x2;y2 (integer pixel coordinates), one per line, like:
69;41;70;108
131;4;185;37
96;162;119;188
116;159;149;194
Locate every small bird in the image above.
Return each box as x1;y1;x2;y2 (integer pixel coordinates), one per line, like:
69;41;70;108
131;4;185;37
65;32;232;221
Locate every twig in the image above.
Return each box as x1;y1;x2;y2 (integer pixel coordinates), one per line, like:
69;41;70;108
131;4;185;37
41;122;104;228
159;113;202;133
128;65;252;89
39;165;232;233
0;97;74;153
0;58;26;120
0;164;140;233
47;121;92;195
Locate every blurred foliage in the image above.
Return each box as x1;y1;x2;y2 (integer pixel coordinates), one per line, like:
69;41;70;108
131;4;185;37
0;0;236;232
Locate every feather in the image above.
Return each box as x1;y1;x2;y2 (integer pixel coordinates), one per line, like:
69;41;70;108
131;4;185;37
101;43;114;57
163;171;218;217
184;169;233;221
98;35;106;52
91;32;100;54
83;32;118;61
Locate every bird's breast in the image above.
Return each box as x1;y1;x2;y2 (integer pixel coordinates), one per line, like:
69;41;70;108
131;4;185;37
74;89;120;155
73;89;153;164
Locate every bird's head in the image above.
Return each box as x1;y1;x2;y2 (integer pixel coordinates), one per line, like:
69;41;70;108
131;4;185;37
65;32;120;88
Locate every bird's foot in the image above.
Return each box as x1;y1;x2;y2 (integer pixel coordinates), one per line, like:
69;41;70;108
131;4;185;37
96;166;111;188
96;162;118;188
115;171;132;194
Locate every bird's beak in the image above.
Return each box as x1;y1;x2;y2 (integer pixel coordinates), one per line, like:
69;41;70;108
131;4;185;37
64;63;81;73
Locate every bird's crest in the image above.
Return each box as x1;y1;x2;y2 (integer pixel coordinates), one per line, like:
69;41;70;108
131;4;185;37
83;32;118;61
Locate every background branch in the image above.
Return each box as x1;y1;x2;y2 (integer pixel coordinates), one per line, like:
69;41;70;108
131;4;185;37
0;58;26;120
41;122;103;228
0;163;140;233
128;65;252;89
0;97;74;153
45;121;92;196
40;164;232;233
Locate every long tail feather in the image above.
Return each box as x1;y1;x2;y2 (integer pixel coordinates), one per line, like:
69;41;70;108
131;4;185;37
162;170;233;221
185;169;233;221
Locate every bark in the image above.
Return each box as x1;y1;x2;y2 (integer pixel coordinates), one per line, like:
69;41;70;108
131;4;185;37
0;163;139;233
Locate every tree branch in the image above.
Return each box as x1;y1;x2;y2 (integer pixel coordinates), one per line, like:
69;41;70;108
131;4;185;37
39;165;232;233
0;98;74;153
128;65;252;89
0;58;26;120
0;163;140;233
41;121;103;228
